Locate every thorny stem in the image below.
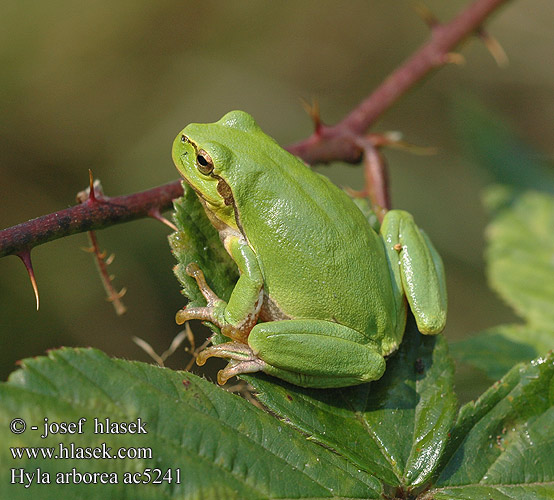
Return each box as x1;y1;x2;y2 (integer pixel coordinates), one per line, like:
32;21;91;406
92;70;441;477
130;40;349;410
0;181;183;258
0;0;509;259
287;0;509;165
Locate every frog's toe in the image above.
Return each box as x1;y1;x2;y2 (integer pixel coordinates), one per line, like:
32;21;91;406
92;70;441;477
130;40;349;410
216;359;266;385
196;341;266;384
195;341;257;363
175;305;222;326
185;262;223;305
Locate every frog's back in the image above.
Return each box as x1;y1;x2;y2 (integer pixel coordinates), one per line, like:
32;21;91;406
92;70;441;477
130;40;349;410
226;134;397;342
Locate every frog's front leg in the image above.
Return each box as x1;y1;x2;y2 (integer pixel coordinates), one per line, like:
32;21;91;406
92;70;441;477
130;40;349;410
198;319;386;388
176;235;264;344
380;210;447;337
175;262;227;327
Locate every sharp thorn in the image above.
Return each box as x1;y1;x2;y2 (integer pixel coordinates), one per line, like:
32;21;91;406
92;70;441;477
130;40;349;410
444;52;466;66
378;132;438;155
301;97;322;134
18;250;40;310
88;169;97;202
76;170;104;204
381;131;403;143
477;28;509;67
411;2;439;28
149;209;178;232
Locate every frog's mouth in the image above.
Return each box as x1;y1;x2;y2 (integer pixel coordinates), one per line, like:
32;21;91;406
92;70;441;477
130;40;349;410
188;174;234;216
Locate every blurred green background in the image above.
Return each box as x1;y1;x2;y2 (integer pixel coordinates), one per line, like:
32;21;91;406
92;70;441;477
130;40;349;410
1;1;553;396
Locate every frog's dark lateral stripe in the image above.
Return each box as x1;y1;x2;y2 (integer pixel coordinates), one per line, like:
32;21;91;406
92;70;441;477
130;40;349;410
215;176;234;206
183;134;246;239
211;173;247;239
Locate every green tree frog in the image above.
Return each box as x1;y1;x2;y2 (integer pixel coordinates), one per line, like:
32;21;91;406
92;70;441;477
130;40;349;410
172;110;447;388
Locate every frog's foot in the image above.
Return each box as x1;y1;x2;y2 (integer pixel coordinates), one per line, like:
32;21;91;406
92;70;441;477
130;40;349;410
196;342;265;385
185;262;222;306
175;305;223;326
175;263;227;326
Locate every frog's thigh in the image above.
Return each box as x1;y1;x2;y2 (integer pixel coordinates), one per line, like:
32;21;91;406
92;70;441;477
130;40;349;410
248;319;385;388
381;210;447;335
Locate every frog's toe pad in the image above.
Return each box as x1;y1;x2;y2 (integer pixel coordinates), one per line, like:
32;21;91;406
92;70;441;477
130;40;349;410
196;341;266;384
217;359;266;385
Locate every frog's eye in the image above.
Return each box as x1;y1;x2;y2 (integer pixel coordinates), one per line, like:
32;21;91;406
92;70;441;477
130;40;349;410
196;150;214;175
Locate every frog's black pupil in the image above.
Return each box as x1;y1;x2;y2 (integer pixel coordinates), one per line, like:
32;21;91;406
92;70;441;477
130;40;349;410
180;135;186;142
197;155;208;166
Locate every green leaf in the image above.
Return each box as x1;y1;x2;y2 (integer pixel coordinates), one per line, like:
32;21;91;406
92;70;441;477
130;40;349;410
424;483;554;500
451;324;553;380
451;188;554;386
430;351;554;499
169;183;238;308
246;321;457;490
0;348;382;499
484;189;554;331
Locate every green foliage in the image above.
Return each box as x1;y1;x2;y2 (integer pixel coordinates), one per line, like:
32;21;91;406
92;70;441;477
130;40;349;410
2;180;553;499
1;348;552;498
451;188;554;380
433;353;554;499
451;324;552;380
0;348;381;499
484;188;554;330
246;321;457;490
169;182;238;309
169;188;237;344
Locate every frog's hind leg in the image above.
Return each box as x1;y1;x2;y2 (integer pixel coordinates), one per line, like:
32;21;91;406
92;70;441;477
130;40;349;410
196;319;386;388
380;210;447;336
247;319;386;388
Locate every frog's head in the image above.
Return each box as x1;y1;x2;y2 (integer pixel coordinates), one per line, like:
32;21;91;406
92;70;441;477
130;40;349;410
172;111;269;229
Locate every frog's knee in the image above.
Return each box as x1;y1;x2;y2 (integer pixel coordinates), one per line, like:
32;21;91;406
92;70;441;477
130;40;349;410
382;210;447;335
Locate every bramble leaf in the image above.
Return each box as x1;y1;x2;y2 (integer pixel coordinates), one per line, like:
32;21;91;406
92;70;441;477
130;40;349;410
428;352;554;500
247;321;457;490
484;189;554;331
0;348;382;499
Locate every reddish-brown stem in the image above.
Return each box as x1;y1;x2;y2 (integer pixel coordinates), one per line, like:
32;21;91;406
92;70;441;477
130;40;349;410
0;0;509;259
287;0;509;164
343;0;508;133
0;181;183;258
86;230;127;315
361;141;390;215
